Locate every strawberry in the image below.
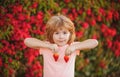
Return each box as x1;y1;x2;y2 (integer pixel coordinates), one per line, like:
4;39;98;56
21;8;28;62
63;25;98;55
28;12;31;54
53;53;59;61
64;55;69;63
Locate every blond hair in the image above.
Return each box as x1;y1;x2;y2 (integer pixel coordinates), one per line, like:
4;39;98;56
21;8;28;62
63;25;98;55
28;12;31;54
45;15;76;44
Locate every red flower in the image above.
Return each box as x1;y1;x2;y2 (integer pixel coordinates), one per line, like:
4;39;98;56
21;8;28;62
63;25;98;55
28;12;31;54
101;24;116;37
24;49;39;65
112;41;120;57
78;9;83;15
82;22;89;29
107;28;116;37
113;11;119;20
99;60;107;69
76;31;83;38
30;16;36;24
86;8;92;16
0;57;3;67
4;63;8;69
9;68;15;76
115;49;120;57
41;25;46;32
25;61;42;77
36;11;43;20
0;20;4;26
101;24;107;31
61;8;68;14
22;22;31;32
32;61;42;71
101;24;108;37
17;13;26;21
106;11;113;21
111;28;116;37
106;39;112;48
12;5;23;13
31;2;38;8
72;8;78;19
99;8;105;16
6;13;13;19
8;58;13;63
68;13;74;21
96;15;102;22
64;0;71;3
90;19;96;26
91;34;98;39
6;49;15;55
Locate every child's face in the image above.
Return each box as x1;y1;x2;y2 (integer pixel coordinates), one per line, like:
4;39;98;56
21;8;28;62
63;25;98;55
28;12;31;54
53;27;70;46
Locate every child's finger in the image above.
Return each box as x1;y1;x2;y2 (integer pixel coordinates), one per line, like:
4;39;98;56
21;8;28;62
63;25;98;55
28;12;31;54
65;50;71;56
52;44;59;53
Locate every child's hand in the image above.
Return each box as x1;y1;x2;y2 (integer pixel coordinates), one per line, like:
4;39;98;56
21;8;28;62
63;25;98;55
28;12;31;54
50;44;59;53
65;45;76;55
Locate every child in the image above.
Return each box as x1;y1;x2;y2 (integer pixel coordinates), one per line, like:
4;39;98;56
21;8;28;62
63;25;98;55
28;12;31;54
24;15;98;77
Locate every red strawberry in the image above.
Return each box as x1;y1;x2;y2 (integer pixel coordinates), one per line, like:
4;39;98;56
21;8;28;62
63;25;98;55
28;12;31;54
53;53;59;61
64;55;69;63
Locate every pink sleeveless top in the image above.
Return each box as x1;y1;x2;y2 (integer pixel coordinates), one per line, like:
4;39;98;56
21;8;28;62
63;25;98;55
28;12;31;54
39;44;79;77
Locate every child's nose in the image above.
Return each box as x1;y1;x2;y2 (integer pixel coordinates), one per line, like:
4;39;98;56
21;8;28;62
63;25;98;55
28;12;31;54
59;34;64;38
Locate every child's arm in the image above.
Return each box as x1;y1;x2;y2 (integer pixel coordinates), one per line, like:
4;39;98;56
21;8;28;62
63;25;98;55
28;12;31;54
24;38;58;51
74;39;98;50
65;39;98;55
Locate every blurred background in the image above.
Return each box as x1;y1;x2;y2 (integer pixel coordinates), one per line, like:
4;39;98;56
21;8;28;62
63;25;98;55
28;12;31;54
0;0;120;77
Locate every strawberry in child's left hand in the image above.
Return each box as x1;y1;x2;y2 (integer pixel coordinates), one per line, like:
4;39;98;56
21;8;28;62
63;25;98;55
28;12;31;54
64;55;69;63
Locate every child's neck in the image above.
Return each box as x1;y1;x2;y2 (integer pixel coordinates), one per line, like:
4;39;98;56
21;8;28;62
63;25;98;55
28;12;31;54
58;44;68;47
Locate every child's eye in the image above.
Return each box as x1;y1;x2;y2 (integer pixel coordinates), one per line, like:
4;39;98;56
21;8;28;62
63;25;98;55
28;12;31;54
55;32;59;34
63;32;67;34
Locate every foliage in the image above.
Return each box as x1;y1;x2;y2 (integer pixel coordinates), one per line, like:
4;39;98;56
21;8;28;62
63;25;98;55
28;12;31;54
0;0;120;77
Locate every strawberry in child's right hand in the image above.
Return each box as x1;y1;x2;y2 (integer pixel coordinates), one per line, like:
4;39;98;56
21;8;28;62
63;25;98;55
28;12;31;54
50;44;59;62
53;53;59;61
